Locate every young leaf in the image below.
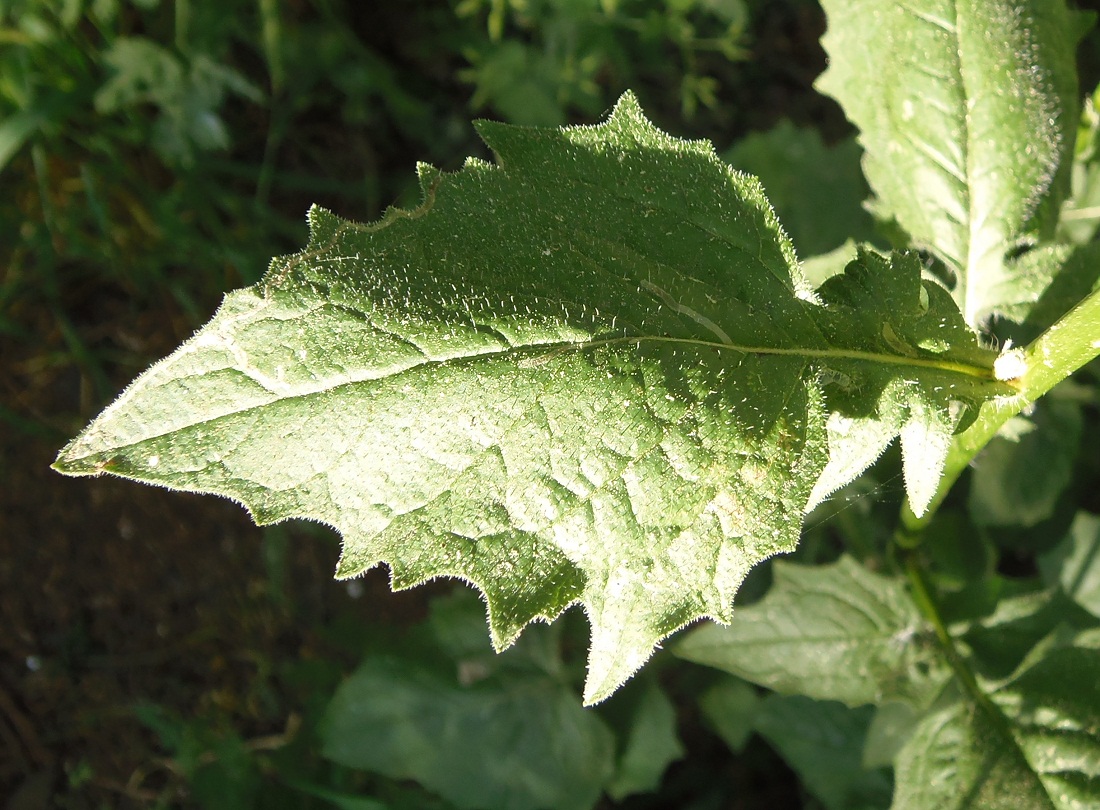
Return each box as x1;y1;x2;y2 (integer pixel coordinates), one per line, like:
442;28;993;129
817;0;1091;328
807;249;1012;513
671;556;950;707
53;93;1011;703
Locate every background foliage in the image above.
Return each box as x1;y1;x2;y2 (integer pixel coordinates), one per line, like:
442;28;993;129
4;0;1100;808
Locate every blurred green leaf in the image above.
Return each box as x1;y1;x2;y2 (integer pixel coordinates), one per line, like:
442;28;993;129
1040;512;1100;619
320;656;614;810
94;36;261;165
862;700;923;770
673;556;949;707
968;400;1083;529
697;676;759;753
725;121;875;258
606;680;684;800
753;695;892;810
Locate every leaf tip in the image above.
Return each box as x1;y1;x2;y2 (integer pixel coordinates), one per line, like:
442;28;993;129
609;89;643;117
50;445;117;478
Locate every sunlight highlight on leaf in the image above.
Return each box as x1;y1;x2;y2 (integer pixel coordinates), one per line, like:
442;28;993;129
53;93;1013;702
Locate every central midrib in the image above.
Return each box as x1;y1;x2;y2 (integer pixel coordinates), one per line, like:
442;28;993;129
564;334;999;380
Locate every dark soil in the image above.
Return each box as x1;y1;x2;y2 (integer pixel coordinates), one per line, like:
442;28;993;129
0;304;425;807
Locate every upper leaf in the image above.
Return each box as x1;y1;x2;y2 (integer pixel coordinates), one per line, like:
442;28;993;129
817;0;1090;328
53;93;1011;703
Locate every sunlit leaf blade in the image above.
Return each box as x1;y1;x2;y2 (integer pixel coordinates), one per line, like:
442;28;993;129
817;0;1090;328
53;93;1011;702
671;557;950;707
894;637;1100;809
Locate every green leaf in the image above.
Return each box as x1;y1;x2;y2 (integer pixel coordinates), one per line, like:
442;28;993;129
697;676;760;753
724;121;877;258
893;638;1100;809
605;681;684;801
320;655;614;810
671;556;949;707
1040;512;1100;619
817;0;1091;328
807;249;1013;515
753;695;892;810
968;400;1083;528
958;588;1098;682
53;93;1012;703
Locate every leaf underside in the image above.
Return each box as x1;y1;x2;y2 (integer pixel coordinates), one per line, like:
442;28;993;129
53;93;1012;703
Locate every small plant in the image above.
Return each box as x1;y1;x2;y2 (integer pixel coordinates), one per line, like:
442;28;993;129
54;1;1100;807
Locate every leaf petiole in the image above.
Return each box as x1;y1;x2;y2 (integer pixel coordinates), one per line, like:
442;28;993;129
902;285;1100;532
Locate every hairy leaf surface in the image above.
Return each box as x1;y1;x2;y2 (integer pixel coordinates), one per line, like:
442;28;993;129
817;0;1090;328
53;93;1011;702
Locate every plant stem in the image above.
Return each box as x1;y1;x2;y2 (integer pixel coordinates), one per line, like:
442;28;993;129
903;286;1100;532
899;545;1030;765
900;551;984;703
